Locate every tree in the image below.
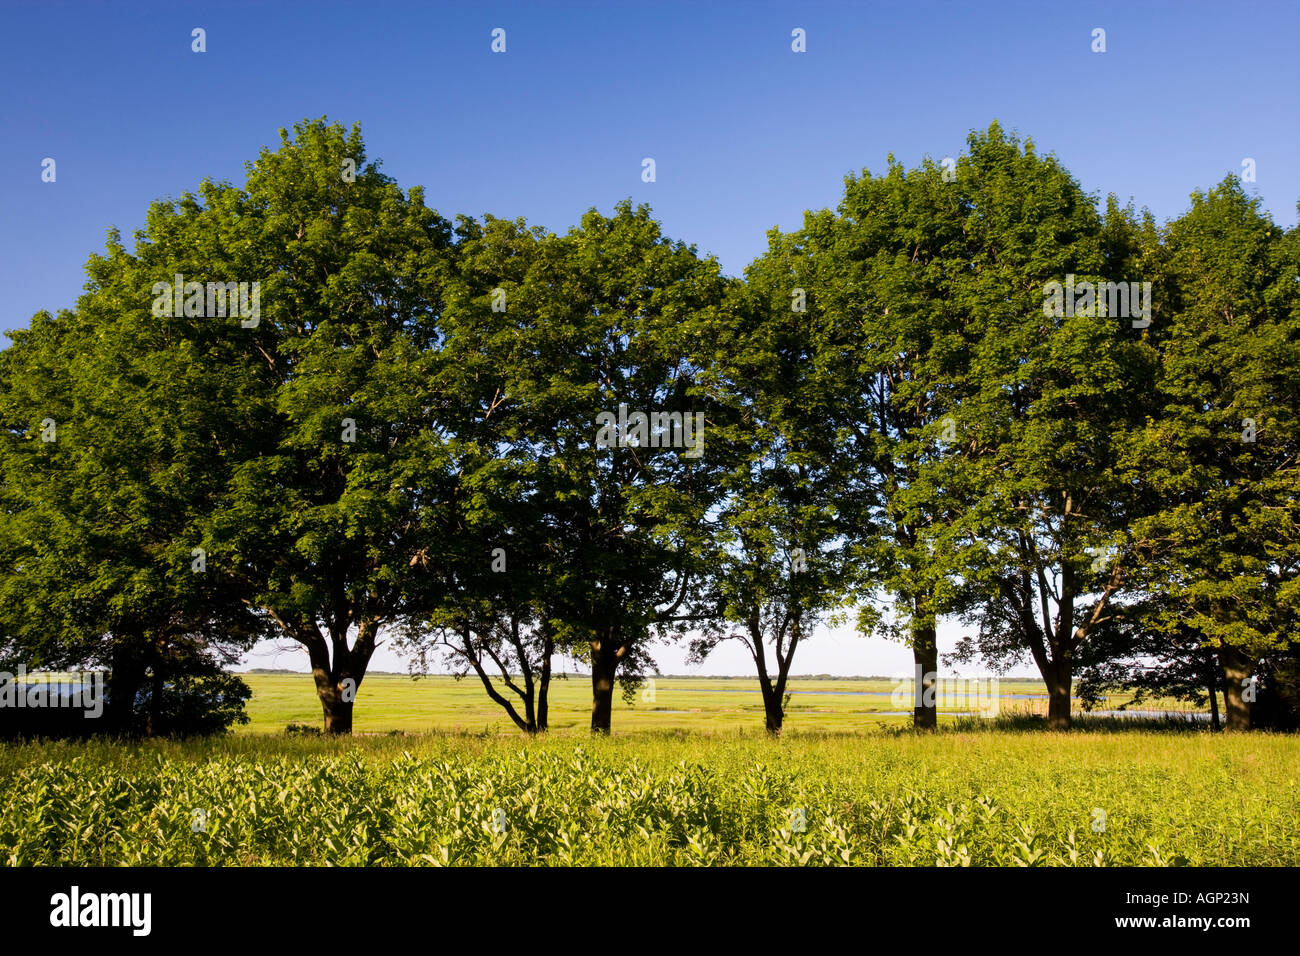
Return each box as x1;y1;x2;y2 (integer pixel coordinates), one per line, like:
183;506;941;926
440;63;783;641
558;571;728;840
5;118;466;734
120;643;254;738
1074;603;1227;727
441;203;730;733
687;245;864;734
924;126;1158;730
1119;179;1300;730
0;273;269;735
819;150;978;730
396;375;559;736
391;214;564;734
195;118;467;733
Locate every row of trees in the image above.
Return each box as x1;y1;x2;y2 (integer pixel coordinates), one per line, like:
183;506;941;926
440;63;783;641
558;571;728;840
2;118;1296;735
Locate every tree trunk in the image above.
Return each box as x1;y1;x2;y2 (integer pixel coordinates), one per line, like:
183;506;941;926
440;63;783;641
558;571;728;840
1045;660;1072;730
1205;655;1221;731
145;656;164;738
322;696;354;734
764;698;784;736
758;673;784;736
296;616;380;735
1218;643;1254;731
107;640;146;737
461;624;533;733
314;670;355;734
308;647;354;734
912;618;938;731
590;643;617;734
537;632;552;732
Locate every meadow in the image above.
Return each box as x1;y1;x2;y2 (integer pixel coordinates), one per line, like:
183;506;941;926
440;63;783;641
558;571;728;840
234;672;1207;735
1;729;1295;866
2;674;1294;867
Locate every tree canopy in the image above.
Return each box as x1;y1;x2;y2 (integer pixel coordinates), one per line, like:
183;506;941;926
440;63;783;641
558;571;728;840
4;117;1296;735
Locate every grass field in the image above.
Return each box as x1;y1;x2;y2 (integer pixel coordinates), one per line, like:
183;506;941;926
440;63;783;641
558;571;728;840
4;672;1289;867
1;729;1295;865
235;671;1210;735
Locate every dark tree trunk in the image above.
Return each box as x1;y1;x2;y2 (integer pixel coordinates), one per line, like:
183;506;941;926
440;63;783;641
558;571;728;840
1206;655;1221;730
1045;659;1072;730
310;645;356;735
298;616;380;735
461;624;531;733
320;690;354;734
764;696;784;736
749;615;786;736
590;641;617;734
107;640;146;737
145;653;164;738
537;633;552;732
912;617;938;731
757;671;784;736
1218;643;1254;731
459;616;556;735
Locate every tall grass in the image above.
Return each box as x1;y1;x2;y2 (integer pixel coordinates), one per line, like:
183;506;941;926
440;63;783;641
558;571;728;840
1;728;1294;866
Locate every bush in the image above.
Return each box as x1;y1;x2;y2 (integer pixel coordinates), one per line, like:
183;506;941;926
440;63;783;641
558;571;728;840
127;667;252;738
0;661;251;741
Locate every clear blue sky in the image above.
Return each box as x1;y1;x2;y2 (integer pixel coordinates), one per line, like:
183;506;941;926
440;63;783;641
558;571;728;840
2;0;1297;676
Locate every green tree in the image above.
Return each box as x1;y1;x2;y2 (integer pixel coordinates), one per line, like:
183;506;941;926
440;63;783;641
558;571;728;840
825;151;975;730
920;125;1157;730
5;118;465;734
0;286;268;734
394;214;566;734
1074;605;1227;727
197;119;465;733
441;204;729;733
1120;179;1300;730
687;245;866;734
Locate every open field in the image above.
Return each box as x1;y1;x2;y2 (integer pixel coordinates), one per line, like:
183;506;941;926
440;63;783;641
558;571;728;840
236;672;1212;735
1;730;1295;866
4;675;1278;867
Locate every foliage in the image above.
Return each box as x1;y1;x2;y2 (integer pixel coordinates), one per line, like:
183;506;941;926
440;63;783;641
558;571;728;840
0;732;1293;866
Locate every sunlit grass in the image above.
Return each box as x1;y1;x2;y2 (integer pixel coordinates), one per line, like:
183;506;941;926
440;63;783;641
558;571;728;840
236;672;1210;735
1;725;1293;866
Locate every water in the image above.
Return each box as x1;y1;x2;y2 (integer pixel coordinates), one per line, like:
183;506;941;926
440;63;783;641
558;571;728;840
666;687;1081;700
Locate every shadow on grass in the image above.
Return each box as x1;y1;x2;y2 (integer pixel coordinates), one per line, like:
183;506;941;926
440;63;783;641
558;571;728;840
947;712;1215;734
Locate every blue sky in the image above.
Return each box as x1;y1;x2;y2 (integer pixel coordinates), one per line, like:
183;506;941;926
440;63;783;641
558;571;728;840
2;0;1297;676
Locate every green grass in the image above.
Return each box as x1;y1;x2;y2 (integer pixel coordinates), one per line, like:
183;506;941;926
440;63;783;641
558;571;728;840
3;673;1278;867
236;672;1207;735
1;729;1295;865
